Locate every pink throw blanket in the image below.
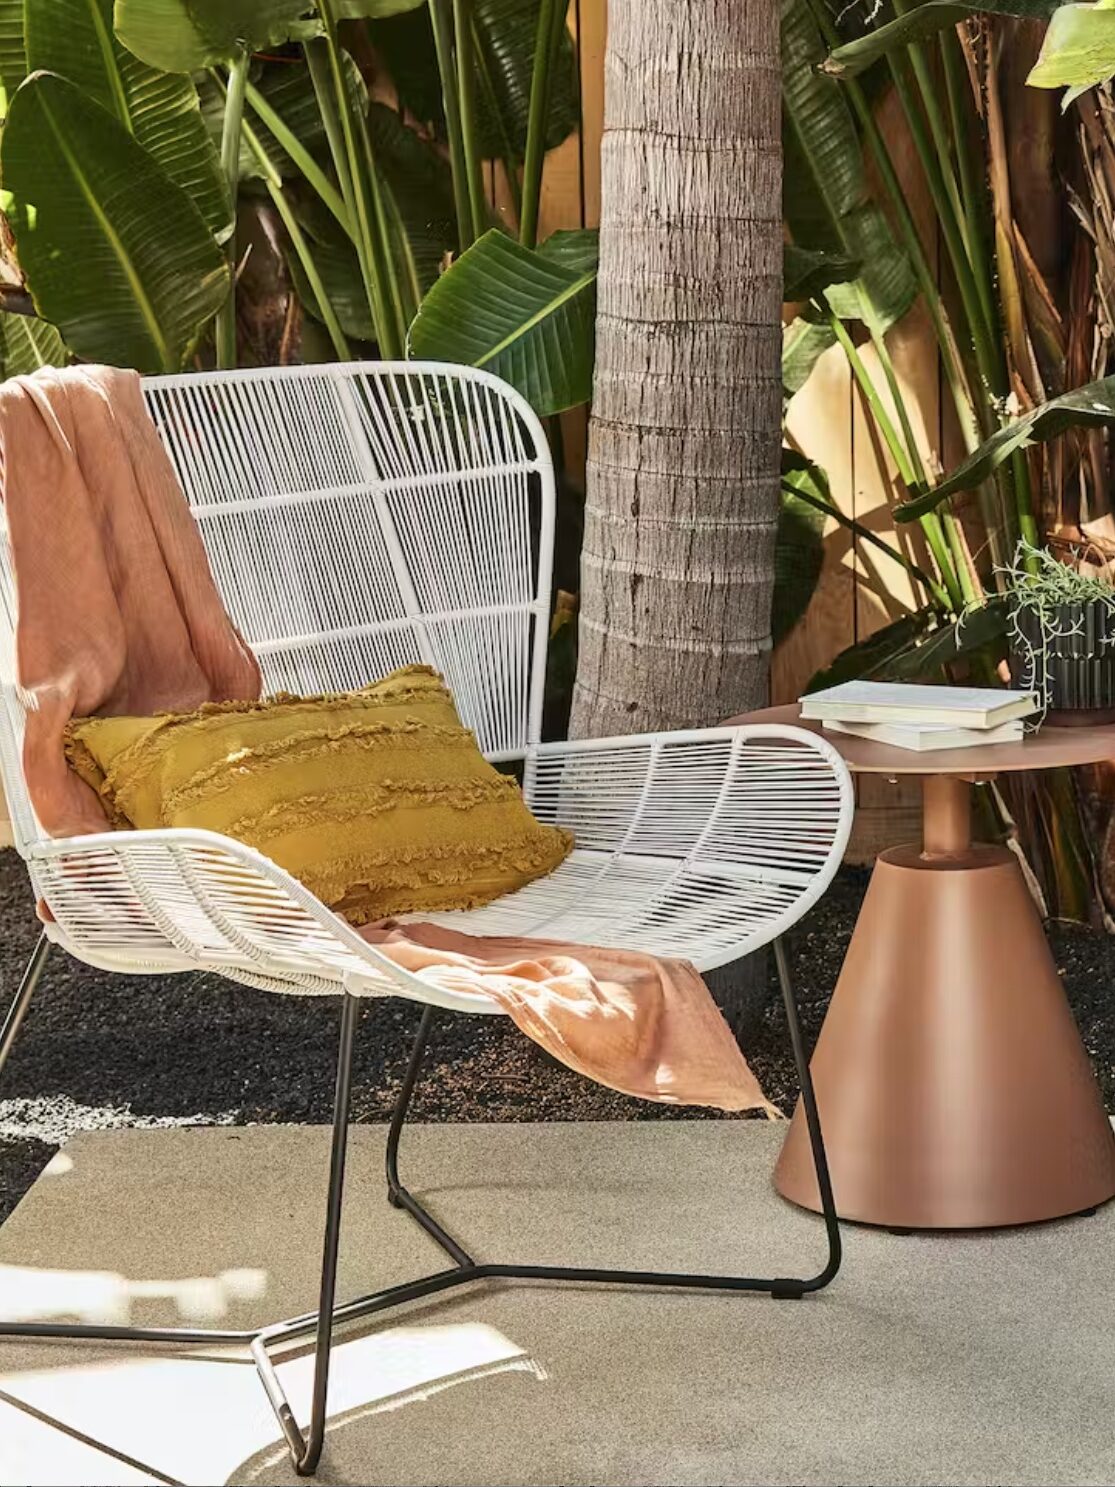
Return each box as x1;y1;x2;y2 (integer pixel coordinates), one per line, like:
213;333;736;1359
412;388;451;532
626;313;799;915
3;366;770;1115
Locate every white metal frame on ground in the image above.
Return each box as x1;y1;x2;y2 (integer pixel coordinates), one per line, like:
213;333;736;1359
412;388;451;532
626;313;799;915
0;361;854;1476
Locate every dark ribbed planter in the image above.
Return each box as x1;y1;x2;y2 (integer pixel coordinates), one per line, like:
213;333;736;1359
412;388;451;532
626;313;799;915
1009;600;1115;725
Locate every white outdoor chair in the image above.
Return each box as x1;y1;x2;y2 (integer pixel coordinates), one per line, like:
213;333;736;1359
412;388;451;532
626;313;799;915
0;362;853;1476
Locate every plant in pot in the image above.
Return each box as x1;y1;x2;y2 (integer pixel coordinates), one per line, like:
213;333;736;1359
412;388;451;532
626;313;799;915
1005;542;1115;726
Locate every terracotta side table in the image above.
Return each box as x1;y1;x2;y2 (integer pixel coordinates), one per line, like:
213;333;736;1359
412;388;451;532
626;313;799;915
727;703;1115;1229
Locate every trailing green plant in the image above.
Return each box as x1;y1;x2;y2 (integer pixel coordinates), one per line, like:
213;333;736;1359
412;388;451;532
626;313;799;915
779;0;1115;916
996;538;1115;714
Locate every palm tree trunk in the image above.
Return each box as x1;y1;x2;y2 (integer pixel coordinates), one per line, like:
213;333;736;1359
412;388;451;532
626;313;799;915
570;0;782;736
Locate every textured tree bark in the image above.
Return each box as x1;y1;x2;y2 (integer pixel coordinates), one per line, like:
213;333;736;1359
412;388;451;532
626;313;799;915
570;0;783;738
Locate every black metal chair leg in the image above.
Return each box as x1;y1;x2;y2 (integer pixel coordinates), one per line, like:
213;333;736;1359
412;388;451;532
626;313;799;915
384;1007;474;1268
0;943;841;1479
773;936;841;1287
385;1005;435;1206
385;936;842;1297
255;992;360;1477
0;931;49;1081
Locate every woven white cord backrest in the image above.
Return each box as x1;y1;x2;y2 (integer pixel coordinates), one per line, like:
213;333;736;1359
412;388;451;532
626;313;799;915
0;362;554;859
143;362;554;759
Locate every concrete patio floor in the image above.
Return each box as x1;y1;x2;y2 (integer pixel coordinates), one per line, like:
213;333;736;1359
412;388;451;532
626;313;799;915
0;1120;1111;1487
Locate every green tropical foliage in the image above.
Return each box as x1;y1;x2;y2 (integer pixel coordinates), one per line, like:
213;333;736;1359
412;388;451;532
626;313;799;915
2;71;229;371
779;0;1115;918
408;227;597;415
25;0;232;240
0;0;590;406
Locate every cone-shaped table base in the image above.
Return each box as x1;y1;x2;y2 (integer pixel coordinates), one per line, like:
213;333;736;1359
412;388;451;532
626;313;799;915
775;839;1115;1229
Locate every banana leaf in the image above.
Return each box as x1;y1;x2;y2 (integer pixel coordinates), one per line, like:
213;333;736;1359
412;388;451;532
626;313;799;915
367;102;457;290
370;0;578;159
1028;2;1115;91
823;0;1057;78
781;0;917;334
783;317;836;398
114;0;321;72
0;0;25;111
0;311;67;375
24;0;231;242
3;71;230;372
895;374;1115;520
783;243;859;301
284;96;456;328
333;0;424;12
286;202;375;338
407;226;596;415
804;597;1007;690
773;452;828;644
198;51;363;182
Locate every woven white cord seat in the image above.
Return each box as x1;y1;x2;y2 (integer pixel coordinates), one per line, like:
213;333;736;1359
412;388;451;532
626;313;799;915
0;362;854;1476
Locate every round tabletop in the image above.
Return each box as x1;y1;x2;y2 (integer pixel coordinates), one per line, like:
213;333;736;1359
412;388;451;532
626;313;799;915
725;703;1115;776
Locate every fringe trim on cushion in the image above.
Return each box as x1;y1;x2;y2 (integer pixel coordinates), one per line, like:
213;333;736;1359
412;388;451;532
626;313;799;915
311;830;575;921
149;664;451;720
224;777;526;841
157;720;480;817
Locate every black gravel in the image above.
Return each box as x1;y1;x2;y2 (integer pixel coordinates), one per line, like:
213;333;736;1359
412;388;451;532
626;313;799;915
3;846;1115;1224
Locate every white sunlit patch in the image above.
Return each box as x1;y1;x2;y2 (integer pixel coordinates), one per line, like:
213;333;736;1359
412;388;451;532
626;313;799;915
0;1094;238;1147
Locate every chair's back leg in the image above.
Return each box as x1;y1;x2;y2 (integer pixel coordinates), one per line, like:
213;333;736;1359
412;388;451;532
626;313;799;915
385;1007;475;1268
0;931;49;1080
773;937;841;1288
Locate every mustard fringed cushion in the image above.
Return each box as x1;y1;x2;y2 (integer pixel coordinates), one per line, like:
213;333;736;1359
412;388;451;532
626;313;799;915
64;665;573;924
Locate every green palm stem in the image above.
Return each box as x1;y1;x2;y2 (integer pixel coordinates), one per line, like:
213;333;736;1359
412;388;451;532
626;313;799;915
381;177;422;328
428;0;473;250
886;56;998;395
471;19;523;223
453;0;488;243
827;310;964;610
805;0;984;450
939;27;985;256
814;14;1011;569
1012;450;1042;553
215;48;250;370
320;3;403;357
895;24;1001;403
354;119;410;352
784;477;951;609
898;35;964;237
243;79;349;231
869;324;979;607
885;51;1023;564
520;0;563;247
239;112;352;362
306;24;397;357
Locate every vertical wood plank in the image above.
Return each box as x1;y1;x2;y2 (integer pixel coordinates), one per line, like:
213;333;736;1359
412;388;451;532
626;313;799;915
847;88;939;858
773;340;857;703
576;0;606;229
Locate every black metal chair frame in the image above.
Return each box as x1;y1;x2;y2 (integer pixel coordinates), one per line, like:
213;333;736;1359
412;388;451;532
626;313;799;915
0;931;839;1478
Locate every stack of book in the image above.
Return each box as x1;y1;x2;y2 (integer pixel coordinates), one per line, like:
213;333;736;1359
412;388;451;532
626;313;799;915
799;681;1040;753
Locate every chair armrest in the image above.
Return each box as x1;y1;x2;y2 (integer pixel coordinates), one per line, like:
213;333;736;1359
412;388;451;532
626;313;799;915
28;827;404;997
29;827;504;1012
526;723;853;854
522;724;854;958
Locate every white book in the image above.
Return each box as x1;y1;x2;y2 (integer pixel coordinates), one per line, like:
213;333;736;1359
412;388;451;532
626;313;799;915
823;718;1025;753
800;680;1039;730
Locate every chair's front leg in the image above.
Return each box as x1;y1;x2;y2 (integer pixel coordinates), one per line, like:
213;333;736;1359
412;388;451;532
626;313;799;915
0;930;49;1080
253;992;361;1477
